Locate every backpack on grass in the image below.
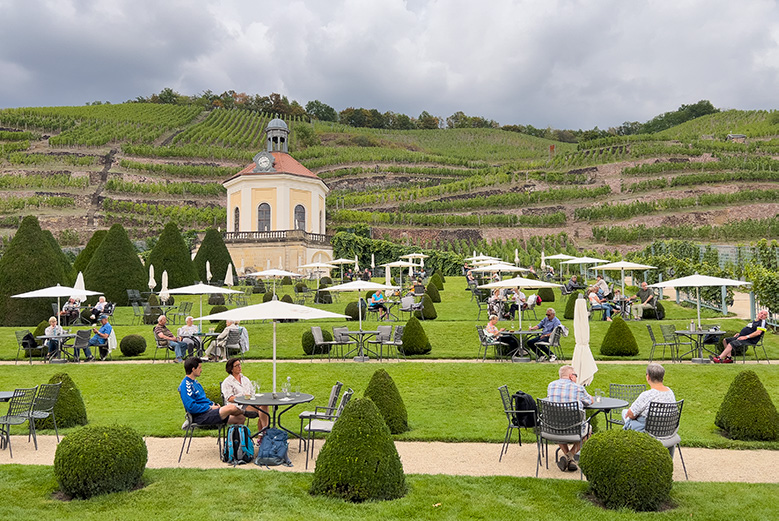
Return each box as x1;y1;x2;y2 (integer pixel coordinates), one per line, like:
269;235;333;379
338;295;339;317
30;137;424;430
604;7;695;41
221;424;254;466
511;391;537;428
255;428;292;467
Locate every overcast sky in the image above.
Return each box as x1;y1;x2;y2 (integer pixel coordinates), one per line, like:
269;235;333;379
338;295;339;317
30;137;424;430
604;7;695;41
1;0;777;129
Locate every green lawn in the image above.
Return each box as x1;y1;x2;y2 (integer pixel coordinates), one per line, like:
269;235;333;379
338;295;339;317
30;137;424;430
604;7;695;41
1;465;777;521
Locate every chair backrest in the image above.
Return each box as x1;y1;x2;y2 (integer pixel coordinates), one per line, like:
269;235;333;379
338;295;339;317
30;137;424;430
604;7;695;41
400;296;415;310
73;329;91;349
327;381;344;411
132;302;141;314
225;328;241;347
413;285;425;296
331;327;348;342
32;382;62;415
646;324;658;343
181;301;193;314
52;303;60;316
311;326;324;344
498;385;513;415
476;326;488;345
7;386;38;417
659;324;677;343
608;383;647;405
334;388;355;418
644;399;684;439
15;330;31;347
537;399;584;436
547;326;563;347
393;325;404;342
376;325;392;342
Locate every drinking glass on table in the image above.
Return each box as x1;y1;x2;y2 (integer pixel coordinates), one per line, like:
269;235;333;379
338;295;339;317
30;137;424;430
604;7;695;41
594;388;603;403
294;384;301;397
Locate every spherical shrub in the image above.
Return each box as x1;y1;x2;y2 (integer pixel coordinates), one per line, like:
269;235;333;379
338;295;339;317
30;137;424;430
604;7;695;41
311;398;406;502
425;283;441;303
401;316;431;355
120;334;147;357
414;293;437;320
537;287;555;303
208;293;225;305
37;372;87;429
579;429;673;511
344;301;362;321
295;282;307;292
430;272;444;291
252;279;266;294
281;275;292;286
315;287;332;304
364;369;409;434
319;276;332;287
54;424;148;499
302;328;333;355
600;315;639;356
563;291;581;320
208;305;227;323
204;383;224;406
715;370;779;440
643;301;664;319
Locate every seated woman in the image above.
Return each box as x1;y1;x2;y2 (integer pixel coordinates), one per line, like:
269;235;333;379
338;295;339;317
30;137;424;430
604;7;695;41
506;288;527;320
177;315;201;357
221;358;269;434
465;270;476;284
368;290;388;320
60;297;81;326
89;296;108;320
623;363;676;434
488;288;505;318
485;314;520;357
44;316;64;360
587;287;618;321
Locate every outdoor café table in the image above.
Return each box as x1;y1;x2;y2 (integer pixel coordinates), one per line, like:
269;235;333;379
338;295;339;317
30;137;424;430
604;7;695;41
0;392;12;402
675;329;727;364
194;331;219;360
343;330;379;362
36;333;76;363
384;300;400;321
585;397;629;429
507;330;540;362
234;393;314;441
610;297;631;317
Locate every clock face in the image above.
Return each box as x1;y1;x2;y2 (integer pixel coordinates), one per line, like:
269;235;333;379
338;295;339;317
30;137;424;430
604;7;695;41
258;156;271;169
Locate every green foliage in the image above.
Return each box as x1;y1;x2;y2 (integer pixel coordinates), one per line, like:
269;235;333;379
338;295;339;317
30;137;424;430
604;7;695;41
281;294;293;304
563;292;580;320
344;301;363;321
263;292;274;302
537;287;555;303
430;272;444;290
363;369;409;434
319;276;332;286
83;224;147;306
425;282;441;303
146;223;197;290
54;424;148;499
310;398;406;502
579;429;673;511
281;275;292;286
192;228;236;283
301;328;333;355
414;293;437;320
42;229;75;286
204;383;224;406
207;293;225;305
144;294;161;325
599;315;639;356
120;334;147;357
644;301;664;319
715;371;779;441
401;316;432;355
0;216;66;326
37;372;87;429
209;305;228;323
33;320;49;338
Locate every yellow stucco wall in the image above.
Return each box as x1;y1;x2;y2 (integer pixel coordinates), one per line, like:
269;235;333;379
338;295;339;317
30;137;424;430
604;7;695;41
229;192;241;231
289;189;312;232
251;188;277;231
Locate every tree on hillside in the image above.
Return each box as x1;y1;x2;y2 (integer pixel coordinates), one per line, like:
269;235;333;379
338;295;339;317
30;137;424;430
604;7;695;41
73;229;107;274
146;223;197;290
417;111;440;130
0;216;67;326
42;229;75;286
305;100;338;122
641;100;719;134
193;228;236;284
83;224;147;306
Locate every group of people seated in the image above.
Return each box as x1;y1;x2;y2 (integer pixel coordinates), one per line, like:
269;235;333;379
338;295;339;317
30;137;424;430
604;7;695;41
44;311;114;362
487;287;539;321
568;274;657;322
154;315;249;364
483;307;560;361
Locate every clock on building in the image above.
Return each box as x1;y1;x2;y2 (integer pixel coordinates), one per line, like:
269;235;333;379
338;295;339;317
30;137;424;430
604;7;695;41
252;151;275;172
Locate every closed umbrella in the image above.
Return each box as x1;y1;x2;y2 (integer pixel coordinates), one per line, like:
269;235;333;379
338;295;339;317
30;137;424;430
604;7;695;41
514;248;519;266
72;271;87;302
148;264;156;290
354;254;359;273
371;253;375;271
160;271;170;303
225;263;234;287
239;258;245;275
572;296;598;386
206;261;212;283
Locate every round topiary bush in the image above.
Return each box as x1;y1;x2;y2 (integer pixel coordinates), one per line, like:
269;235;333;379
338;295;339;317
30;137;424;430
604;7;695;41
320;276;332;287
315;286;332;304
302;329;333;355
344;301;361;321
281;275;292;286
643;301;664;319
208;293;225;305
37;372;87;429
600;315;639;356
263;291;275;302
208;305;227;323
295;282;307;292
425;283;441;303
563;291;581;320
54;424;148;499
715;370;779;441
430;272;444;291
311;398;406;502
537;287;555;303
401;316;432;355
414;293;437;320
364;369;409;434
579;429;673;511
120;334;147;357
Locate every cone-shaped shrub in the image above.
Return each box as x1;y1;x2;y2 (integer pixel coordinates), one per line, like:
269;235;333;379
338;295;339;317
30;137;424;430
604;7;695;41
281;294;293;304
425;283;441;303
564;291;581;320
120;334;147;356
311;398;406;502
414;293;437;320
37;372;87;429
263;292;274;302
54;424;147;499
146;223;197;290
193;228;235;284
538;287;555;303
33;320;49;338
73;229;107;274
715;370;779;440
302;328;333;355
0;216;66;326
580;429;672;511
43;229;75;286
430;272;444;291
364;369;409;434
600;315;638;356
401;315;432;355
83;224;146;306
281;275;292;286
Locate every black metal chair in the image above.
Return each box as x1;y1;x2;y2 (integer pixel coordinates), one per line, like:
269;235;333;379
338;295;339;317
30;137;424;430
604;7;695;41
644;399;688;480
298;381;343;452
303;388;354;469
15;330;43;365
605;383;647;429
535;399;586;478
330;327;357;361
476;326;508;362
71;329;92;362
367;325;392;359
648;324;677;362
380;325;406;361
28;382;62;449
0;386;37;458
660;324;690;362
534;325;565;362
474;290;490;321
152;327;175;363
738;333;770;364
178;410;226;463
498;385;536;462
224;328;243;361
311;326;339;361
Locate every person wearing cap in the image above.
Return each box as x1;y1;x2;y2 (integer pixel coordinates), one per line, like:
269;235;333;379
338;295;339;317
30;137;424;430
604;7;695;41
86;314;112;361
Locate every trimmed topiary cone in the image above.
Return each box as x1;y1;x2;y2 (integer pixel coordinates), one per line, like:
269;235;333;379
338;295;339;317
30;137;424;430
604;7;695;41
73;229;107;274
537;287;555;303
146;223;198;290
563;291;580;320
414;293;437;320
83;223;147;307
580;429;673;511
37;373;87;429
54;424;147;499
401;315;432;355
599;315;639;356
311;397;406;502
193;228;236;286
430;272;444;291
425;283;441;303
715;370;779;441
364;369;409;434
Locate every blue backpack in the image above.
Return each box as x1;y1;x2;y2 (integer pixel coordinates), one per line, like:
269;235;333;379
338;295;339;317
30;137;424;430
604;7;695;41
255;428;292;467
222;424;254;466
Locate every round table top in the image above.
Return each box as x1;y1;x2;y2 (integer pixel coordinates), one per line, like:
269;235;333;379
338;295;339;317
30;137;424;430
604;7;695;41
587;397;628;410
675;329;727;336
234;392;314;407
36;333;77;340
0;391;14;402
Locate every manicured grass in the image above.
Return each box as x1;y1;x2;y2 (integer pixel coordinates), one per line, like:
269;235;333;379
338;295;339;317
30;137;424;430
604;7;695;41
0;362;776;450
0;465;777;521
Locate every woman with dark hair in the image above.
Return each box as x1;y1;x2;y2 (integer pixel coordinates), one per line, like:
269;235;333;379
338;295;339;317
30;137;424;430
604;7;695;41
221;358;269;433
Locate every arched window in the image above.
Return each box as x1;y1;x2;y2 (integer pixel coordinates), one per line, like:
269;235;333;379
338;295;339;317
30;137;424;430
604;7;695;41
319;210;323;233
233;207;240;232
257;203;271;231
294;205;306;231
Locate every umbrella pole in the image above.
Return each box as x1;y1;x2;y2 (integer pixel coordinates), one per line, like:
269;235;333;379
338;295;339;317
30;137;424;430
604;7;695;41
272;320;277;394
696;287;701;329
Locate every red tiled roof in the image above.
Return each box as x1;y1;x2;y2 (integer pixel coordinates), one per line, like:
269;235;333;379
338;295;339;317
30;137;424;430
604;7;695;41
227;152;321;183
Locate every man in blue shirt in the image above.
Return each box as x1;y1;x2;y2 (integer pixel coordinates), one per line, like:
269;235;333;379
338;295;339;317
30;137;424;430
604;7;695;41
546;365;593;472
527;308;561;361
179;357;245;426
80;313;111;362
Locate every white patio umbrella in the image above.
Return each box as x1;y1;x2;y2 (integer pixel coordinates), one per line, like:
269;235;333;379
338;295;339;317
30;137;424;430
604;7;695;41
245;268;302;294
650;273;752;329
148;264;156;290
572;296;598;386
13;284;103;327
224;263;235;287
354;254;360;273
197;299;348;393
72;271;87;302
167;282;243;330
381;260;416;288
592;261;657;296
471;263;529;273
479;276;562;330
299;262;337;282
545;253;577;278
159;271;170;303
206;261;212;283
561;256;609;280
324;280;399;331
465;254;498;262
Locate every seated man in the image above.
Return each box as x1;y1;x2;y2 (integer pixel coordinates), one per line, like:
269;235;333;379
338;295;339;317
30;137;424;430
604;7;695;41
89;296;108;320
179;357;245;427
631;282;655;320
565;275;585;292
155;315;187;363
623;363;676;433
712;309;768;363
88;314;113;360
546;365;592;472
526;308;561;362
206;319;240;362
594;275;610;299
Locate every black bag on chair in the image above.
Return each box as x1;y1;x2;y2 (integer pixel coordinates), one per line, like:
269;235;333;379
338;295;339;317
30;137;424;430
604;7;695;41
22;332;39;349
511;391;537;428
